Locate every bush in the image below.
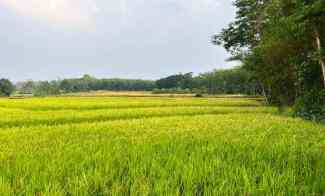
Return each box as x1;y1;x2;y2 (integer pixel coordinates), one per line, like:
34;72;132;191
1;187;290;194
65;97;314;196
194;93;203;98
293;90;325;122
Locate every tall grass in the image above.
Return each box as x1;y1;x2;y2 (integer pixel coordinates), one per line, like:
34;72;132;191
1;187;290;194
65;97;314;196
0;97;324;195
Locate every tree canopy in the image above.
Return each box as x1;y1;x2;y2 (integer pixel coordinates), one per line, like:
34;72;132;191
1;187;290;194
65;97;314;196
215;0;325;120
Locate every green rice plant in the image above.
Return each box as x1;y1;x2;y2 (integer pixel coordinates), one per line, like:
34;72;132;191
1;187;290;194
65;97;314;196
0;97;324;195
0;97;262;111
0;106;276;128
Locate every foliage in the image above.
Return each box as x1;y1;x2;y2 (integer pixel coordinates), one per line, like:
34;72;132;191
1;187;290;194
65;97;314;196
155;67;261;95
16;75;156;95
0;97;323;195
33;81;61;97
294;89;325;121
60;75;156;92
0;78;15;97
16;80;35;94
17;68;261;96
156;73;195;90
215;0;325;120
197;66;261;95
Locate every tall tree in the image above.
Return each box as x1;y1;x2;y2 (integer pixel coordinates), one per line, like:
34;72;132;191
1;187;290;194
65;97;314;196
213;0;270;55
295;0;325;87
215;0;324;105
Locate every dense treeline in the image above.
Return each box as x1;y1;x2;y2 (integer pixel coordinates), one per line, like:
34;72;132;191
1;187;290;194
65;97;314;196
156;73;195;90
1;65;260;97
59;75;155;92
154;67;261;95
14;75;156;96
214;0;325;120
3;66;260;97
197;67;261;95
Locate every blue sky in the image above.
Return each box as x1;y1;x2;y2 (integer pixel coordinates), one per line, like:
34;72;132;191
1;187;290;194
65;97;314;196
0;0;236;81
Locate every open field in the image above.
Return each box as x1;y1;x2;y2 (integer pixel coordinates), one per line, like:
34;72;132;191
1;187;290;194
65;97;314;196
0;96;324;195
58;90;257;98
61;91;196;97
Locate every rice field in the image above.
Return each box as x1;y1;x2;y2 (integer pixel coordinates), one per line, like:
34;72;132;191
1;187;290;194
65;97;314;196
0;96;324;195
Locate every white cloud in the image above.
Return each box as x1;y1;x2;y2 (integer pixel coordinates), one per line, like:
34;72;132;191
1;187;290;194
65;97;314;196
0;0;99;28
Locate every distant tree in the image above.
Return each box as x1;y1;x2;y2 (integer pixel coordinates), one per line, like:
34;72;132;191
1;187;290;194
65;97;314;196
20;80;35;94
0;79;15;97
180;72;195;89
58;75;156;93
154;68;259;95
197;67;260;95
156;73;195;89
34;81;60;96
59;79;75;92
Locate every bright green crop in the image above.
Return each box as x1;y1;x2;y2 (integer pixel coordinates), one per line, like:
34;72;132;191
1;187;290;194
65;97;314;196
0;97;324;195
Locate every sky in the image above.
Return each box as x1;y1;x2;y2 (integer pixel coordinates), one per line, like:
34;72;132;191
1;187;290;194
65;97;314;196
0;0;236;81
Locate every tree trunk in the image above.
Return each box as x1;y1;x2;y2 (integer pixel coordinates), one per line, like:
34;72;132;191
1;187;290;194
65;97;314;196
314;26;325;88
261;84;269;104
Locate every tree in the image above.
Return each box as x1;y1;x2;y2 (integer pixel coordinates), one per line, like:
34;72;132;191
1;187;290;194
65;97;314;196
294;0;325;87
0;79;15;97
156;73;195;90
214;0;324;100
198;67;260;95
214;0;324;119
33;81;60;96
213;0;270;55
58;75;156;93
213;0;273;102
19;80;35;94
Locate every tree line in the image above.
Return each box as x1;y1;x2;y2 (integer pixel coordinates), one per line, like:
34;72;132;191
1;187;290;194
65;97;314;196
214;0;324;121
0;66;261;97
13;75;156;96
154;66;261;95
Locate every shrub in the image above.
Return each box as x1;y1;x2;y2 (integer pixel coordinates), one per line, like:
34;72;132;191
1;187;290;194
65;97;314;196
294;90;325;122
194;94;203;98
